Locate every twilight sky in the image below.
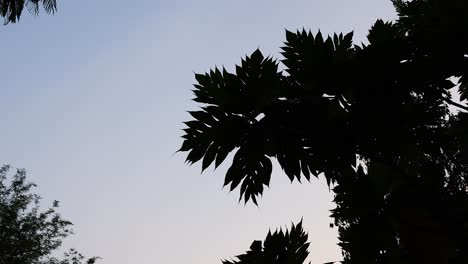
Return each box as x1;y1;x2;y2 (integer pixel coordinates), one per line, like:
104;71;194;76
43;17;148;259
0;1;396;263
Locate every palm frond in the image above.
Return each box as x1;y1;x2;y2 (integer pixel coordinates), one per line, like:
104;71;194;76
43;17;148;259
0;0;56;24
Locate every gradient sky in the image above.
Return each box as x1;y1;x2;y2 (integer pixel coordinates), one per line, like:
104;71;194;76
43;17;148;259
0;1;396;263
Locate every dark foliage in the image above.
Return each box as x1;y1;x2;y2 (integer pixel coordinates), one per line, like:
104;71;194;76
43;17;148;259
0;165;99;264
223;222;310;264
0;0;56;24
180;0;468;263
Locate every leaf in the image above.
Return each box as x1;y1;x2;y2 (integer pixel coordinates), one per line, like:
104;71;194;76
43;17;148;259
215;145;231;168
178;140;193;152
202;143;218;171
459;77;468;101
250;49;264;63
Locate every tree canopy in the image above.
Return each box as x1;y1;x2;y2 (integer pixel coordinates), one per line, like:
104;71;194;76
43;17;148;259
180;0;468;263
0;165;98;264
0;0;56;24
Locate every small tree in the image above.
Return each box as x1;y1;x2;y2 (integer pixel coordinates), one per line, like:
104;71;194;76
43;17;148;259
180;0;468;263
0;165;98;264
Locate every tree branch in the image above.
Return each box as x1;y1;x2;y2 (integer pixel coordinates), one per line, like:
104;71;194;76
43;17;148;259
443;97;468;112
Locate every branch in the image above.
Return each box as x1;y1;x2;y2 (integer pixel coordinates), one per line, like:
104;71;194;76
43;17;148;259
442;97;468;112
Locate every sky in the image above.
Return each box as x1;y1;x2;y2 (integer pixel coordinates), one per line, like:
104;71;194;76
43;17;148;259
0;1;396;263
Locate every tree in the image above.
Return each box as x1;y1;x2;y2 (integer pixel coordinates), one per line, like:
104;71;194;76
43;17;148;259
0;0;56;24
180;0;468;263
0;165;99;264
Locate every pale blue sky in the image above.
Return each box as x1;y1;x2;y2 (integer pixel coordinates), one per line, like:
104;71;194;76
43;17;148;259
0;1;396;263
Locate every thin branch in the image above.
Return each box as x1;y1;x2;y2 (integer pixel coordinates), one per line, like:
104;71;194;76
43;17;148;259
443;97;468;112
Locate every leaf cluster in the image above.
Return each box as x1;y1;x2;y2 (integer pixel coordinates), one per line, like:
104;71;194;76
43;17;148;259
223;221;311;264
0;0;56;24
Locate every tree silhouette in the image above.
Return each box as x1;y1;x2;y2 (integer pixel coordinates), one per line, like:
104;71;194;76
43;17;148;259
0;0;56;24
180;0;468;263
0;165;99;264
